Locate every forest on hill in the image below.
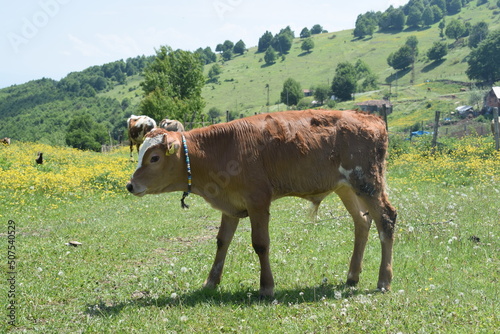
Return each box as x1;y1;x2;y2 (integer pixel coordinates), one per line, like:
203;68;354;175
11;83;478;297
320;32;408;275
0;0;499;148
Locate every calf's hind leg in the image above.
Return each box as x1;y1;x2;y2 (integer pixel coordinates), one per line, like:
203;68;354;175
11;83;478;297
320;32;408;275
335;186;372;287
361;192;397;291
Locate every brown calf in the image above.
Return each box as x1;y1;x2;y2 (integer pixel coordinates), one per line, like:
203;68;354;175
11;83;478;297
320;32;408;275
1;137;11;145
127;115;157;159
126;110;397;297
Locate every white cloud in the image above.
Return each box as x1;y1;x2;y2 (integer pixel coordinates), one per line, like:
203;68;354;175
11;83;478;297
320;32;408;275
67;34;108;58
96;33;141;56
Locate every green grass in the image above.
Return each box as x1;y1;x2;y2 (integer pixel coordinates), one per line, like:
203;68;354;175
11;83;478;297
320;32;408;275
1;145;499;333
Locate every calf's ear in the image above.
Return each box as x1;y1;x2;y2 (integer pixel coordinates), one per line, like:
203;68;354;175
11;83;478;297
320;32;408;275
166;143;176;156
163;136;180;156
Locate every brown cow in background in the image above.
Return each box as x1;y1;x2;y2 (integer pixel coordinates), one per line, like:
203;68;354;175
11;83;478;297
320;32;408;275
126;109;397;297
159;118;185;132
127;115;156;160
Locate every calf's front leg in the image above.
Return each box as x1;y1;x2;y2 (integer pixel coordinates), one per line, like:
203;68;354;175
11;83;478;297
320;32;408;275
204;214;239;289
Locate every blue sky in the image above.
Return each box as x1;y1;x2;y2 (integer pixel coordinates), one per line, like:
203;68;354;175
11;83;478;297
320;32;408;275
0;0;408;88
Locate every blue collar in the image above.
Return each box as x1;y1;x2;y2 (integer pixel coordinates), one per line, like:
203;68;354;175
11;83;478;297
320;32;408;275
180;133;192;209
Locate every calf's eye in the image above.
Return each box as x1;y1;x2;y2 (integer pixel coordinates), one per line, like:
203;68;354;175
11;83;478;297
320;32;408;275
150;155;160;163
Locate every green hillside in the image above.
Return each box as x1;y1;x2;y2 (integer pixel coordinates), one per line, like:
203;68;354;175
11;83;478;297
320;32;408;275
1;0;499;145
88;0;500;129
198;0;499;117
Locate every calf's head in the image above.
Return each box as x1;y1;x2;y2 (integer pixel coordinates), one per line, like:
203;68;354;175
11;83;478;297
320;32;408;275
126;129;181;196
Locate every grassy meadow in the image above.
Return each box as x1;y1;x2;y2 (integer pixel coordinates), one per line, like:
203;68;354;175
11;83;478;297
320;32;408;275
1;135;499;333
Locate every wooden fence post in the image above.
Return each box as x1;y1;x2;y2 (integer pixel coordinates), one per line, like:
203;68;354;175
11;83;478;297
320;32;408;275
381;105;388;132
494;107;499;151
432;110;440;148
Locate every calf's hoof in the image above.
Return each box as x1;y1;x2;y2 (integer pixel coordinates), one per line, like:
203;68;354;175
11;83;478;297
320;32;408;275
259;286;274;298
377;281;391;292
346;278;358;287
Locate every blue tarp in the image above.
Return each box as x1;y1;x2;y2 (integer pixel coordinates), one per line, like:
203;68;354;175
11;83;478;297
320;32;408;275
411;130;431;137
406;130;432;140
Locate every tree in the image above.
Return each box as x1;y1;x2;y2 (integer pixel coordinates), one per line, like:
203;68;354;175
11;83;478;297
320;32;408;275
140;45;205;122
468;85;487;111
439;19;446;38
65;114;107;152
208;63;222;83
258;31;273;53
208;107;222;121
445;19;466;40
427;41;448;61
300;27;311;38
311;24;323;34
432;0;446;13
447;0;462;15
331;62;357;101
271;30;293;54
233;40;246;55
354;59;371;80
387;36;418;71
466;30;500;84
280;78;303;106
430;5;443;23
354;13;377;39
388;45;414;70
422;6;435;26
195;47;217;65
405;35;419;59
222;40;234;52
264;46;277;65
222;48;233;61
121;97;130;111
468;22;489;48
354;59;379;92
392;8;406;30
360;72;379;92
406;6;422;27
301;38;315;53
313;84;330;105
